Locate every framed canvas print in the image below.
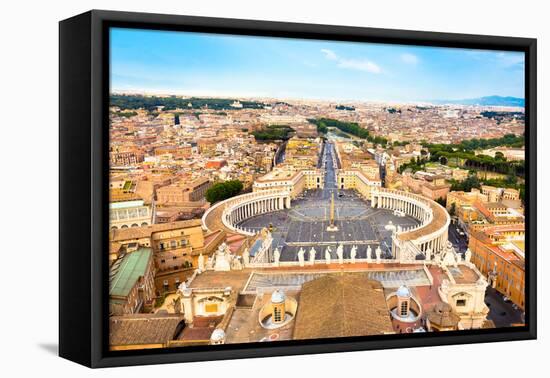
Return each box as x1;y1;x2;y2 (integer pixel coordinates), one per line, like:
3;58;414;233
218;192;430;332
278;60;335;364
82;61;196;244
59;10;536;368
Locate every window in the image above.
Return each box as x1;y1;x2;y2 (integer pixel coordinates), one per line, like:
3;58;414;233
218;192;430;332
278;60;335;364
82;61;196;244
273;307;282;322
170;240;177;249
159;243;165;250
180;239;187;246
400;301;408;316
456;299;467;307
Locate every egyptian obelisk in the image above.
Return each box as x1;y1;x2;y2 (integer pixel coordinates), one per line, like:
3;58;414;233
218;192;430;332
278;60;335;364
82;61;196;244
326;191;338;231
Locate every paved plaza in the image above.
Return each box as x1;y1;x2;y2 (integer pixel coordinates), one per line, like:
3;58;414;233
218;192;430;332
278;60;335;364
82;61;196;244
238;142;419;261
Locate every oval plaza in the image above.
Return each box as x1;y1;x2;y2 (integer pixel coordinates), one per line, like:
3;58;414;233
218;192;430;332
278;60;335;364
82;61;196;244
203;140;450;264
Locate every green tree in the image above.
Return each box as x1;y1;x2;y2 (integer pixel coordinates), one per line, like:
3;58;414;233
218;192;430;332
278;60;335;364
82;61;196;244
205;180;244;203
449;202;456;216
435;197;446;207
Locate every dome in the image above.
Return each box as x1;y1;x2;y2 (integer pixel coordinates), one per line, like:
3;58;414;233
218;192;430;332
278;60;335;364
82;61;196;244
396;285;411;298
210;328;226;342
434;302;453;315
271;289;286;304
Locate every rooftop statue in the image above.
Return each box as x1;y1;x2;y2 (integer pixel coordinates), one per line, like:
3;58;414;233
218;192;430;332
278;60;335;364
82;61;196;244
309;247;316;263
464;248;472;263
242;248;249;266
198;253;205;272
298;247;305;267
375;246;382;262
336;243;344;264
325;246;332;264
273;247;281;266
350;245;357;264
366;245;372;262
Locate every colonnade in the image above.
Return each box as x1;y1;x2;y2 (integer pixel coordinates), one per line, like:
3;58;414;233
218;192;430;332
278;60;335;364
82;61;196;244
372;192;431;224
202;190;292;236
371;188;450;259
227;194;291;226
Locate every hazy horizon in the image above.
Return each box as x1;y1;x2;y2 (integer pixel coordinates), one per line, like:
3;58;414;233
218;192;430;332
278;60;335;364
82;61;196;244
110;27;525;103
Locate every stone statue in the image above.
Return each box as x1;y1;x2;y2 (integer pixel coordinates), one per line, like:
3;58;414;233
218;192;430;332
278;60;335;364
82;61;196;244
397;225;402;233
309;247;316;264
375;246;382;262
325;246;332;265
298;247;305;267
231;257;243;270
214;243;231;271
434;252;441;266
273;247;280;266
198;253;205;272
242;248;249;266
172;296;182;314
366;245;372;262
177;282;187;293
350;245;357;264
440;242;459;268
464;248;472;263
336;243;344;264
425;247;432;261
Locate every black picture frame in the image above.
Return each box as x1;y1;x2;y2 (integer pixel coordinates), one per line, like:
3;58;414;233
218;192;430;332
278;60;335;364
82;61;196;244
59;9;537;368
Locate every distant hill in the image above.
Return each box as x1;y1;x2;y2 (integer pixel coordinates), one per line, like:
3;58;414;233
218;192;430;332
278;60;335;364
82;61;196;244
431;96;525;107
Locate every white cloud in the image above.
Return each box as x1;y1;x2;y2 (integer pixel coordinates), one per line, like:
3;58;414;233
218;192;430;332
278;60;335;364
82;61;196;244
463;50;524;68
321;49;338;61
495;52;524;67
401;53;419;65
337;58;381;73
321;49;381;74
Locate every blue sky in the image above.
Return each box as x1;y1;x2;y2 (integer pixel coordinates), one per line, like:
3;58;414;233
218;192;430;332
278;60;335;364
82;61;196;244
110;27;525;102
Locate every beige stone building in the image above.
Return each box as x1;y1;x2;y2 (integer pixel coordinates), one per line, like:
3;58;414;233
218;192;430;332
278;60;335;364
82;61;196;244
253;167;324;198
110;220;225;293
109;200;152;230
337;168;382;199
156;177;211;205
